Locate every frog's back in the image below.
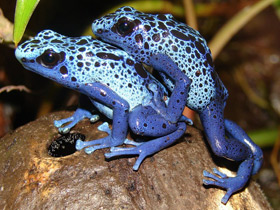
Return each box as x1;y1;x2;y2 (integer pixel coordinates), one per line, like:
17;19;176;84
15;30;166;111
92;6;228;112
149;19;228;111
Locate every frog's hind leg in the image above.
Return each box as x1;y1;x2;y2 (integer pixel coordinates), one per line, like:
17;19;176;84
224;119;263;175
105;105;187;171
150;53;191;123
199;98;262;204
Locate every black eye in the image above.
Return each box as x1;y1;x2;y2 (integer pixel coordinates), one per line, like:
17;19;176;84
118;22;130;33
116;19;135;36
42;51;58;65
36;49;65;68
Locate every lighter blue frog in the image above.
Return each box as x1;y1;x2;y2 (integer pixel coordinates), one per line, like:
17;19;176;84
15;29;192;170
92;6;263;203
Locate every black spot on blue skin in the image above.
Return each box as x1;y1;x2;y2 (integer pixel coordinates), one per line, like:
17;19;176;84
96;52;121;61
126;58;134;66
43;36;52;39
86;52;94;57
123;7;132;11
51;39;64;43
157;14;167;21
78;47;86;52
60;66;68;75
170;30;190;41
206;53;213;67
166;21;175;27
195;41;205;54
162;31;169;38
134;63;147;78
152;34;160;42
186;47;191;53
76;39;88;45
30;39;41;44
195;50;200;59
144;42;149;50
188;34;196;42
158;22;167;31
172;45;178;52
135;34;143;44
144;25;151;32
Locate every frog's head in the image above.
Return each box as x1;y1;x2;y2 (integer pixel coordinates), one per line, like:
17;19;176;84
15;30;94;90
92;6;174;64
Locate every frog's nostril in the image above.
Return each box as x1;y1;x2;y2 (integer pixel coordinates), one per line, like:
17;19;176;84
97;29;103;34
21;58;27;62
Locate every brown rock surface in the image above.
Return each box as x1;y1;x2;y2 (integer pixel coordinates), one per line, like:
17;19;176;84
0;111;271;209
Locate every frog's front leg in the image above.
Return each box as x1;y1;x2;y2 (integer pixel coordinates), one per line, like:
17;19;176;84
105;105;187;170
199;98;263;204
76;82;130;153
54;108;100;134
54;94;100;133
149;53;191;123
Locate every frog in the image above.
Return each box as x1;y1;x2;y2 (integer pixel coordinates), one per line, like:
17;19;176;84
91;6;263;204
15;29;193;171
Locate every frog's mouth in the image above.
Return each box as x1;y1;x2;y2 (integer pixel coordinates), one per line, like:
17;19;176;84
94;28;115;43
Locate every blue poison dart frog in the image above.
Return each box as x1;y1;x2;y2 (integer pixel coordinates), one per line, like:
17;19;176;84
92;6;263;204
15;29;193;172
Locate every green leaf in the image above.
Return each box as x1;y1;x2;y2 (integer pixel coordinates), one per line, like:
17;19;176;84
13;0;40;46
248;127;279;148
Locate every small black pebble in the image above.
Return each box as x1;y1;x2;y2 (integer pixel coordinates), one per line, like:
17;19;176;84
48;133;85;157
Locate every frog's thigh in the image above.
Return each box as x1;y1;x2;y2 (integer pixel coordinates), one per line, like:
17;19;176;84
129;105;178;137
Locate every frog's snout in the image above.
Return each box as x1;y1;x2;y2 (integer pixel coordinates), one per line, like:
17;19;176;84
15;47;24;63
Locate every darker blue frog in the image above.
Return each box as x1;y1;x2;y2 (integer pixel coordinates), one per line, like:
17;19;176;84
15;29;192;171
92;6;263;203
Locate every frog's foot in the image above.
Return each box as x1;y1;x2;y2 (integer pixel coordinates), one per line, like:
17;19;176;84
105;144;152;171
124;139;143;147
203;168;248;204
179;115;193;125
76;122;125;154
54;108;99;134
142;82;166;110
106;122;186;171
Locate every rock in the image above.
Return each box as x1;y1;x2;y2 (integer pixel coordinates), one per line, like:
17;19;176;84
0;111;271;209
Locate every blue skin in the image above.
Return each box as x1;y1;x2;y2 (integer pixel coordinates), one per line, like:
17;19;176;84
15;29;192;171
92;6;263;203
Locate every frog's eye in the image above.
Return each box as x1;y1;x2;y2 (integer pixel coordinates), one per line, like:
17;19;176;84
42;51;59;65
36;49;65;68
116;18;135;37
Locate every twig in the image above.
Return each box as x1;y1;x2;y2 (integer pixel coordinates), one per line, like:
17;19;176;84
0;85;31;94
209;0;275;59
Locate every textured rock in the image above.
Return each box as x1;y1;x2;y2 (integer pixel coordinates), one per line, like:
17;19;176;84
0;111;271;209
